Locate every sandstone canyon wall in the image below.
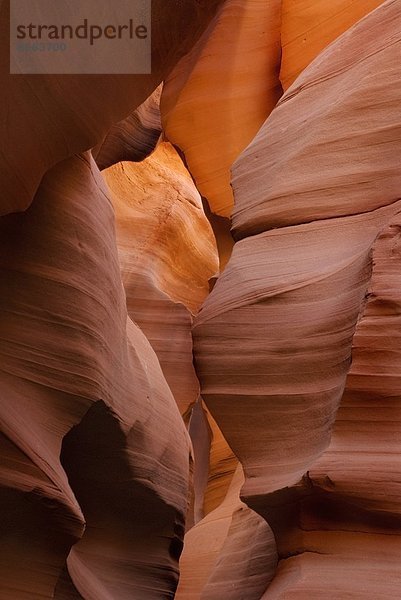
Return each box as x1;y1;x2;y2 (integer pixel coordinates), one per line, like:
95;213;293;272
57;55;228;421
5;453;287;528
2;0;401;598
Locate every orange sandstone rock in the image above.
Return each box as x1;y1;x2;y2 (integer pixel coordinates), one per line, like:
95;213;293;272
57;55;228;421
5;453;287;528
280;0;385;90
202;404;238;516
177;467;277;600
194;0;401;533
103;143;218;418
162;0;282;219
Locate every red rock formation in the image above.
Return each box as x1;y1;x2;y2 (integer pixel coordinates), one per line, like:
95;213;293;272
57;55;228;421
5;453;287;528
177;467;277;600
194;1;401;595
195;208;401;496
315;216;401;520
3;0;401;596
1;4;226;591
262;212;401;599
0;153;191;598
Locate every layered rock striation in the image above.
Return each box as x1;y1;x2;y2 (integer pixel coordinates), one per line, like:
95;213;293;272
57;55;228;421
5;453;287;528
193;0;401;596
2;0;401;598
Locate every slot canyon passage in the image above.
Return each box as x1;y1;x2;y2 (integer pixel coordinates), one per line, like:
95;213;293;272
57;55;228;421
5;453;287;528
2;0;401;598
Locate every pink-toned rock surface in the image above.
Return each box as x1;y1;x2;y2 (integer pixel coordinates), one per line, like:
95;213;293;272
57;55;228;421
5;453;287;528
177;467;277;600
195;206;401;497
0;153;191;598
262;532;401;599
261;213;401;599
194;1;401;595
308;214;401;524
3;0;401;597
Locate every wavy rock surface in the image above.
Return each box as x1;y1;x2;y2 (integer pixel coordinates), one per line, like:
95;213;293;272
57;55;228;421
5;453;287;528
262;531;401;599
3;0;401;597
195;207;401;498
233;1;401;238
162;0;282;219
312;215;401;518
0;153;191;598
193;0;401;589
177;467;277;600
261;213;401;598
103;143;217;418
201;404;238;516
93;85;163;171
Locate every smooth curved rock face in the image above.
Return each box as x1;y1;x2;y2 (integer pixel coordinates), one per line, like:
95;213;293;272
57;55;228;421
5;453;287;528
188;399;212;526
192;2;401;591
312;216;401;519
201;503;276;600
0;153;191;598
3;0;401;596
176;468;245;600
161;0;282;219
0;0;224;215
194;208;401;499
262;533;401;600
260;213;401;599
200;202;235;274
176;467;277;600
0;432;83;599
201;404;238;516
185;398;238;528
280;0;385;90
93;85;163;171
194;0;401;516
104;143;217;314
232;0;401;239
103;143;217;418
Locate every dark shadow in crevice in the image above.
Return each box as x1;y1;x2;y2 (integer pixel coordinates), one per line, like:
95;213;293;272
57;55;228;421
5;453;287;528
60;399;184;599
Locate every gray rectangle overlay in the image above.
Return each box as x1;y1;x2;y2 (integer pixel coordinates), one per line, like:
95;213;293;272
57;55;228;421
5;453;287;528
10;0;151;74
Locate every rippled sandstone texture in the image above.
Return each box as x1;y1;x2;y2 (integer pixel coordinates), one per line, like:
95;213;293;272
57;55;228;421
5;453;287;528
160;0;385;273
103;142;218;419
93;85;163;171
3;0;401;598
0;1;224;597
0;154;191;599
193;0;401;597
265;214;401;599
176;466;277;600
